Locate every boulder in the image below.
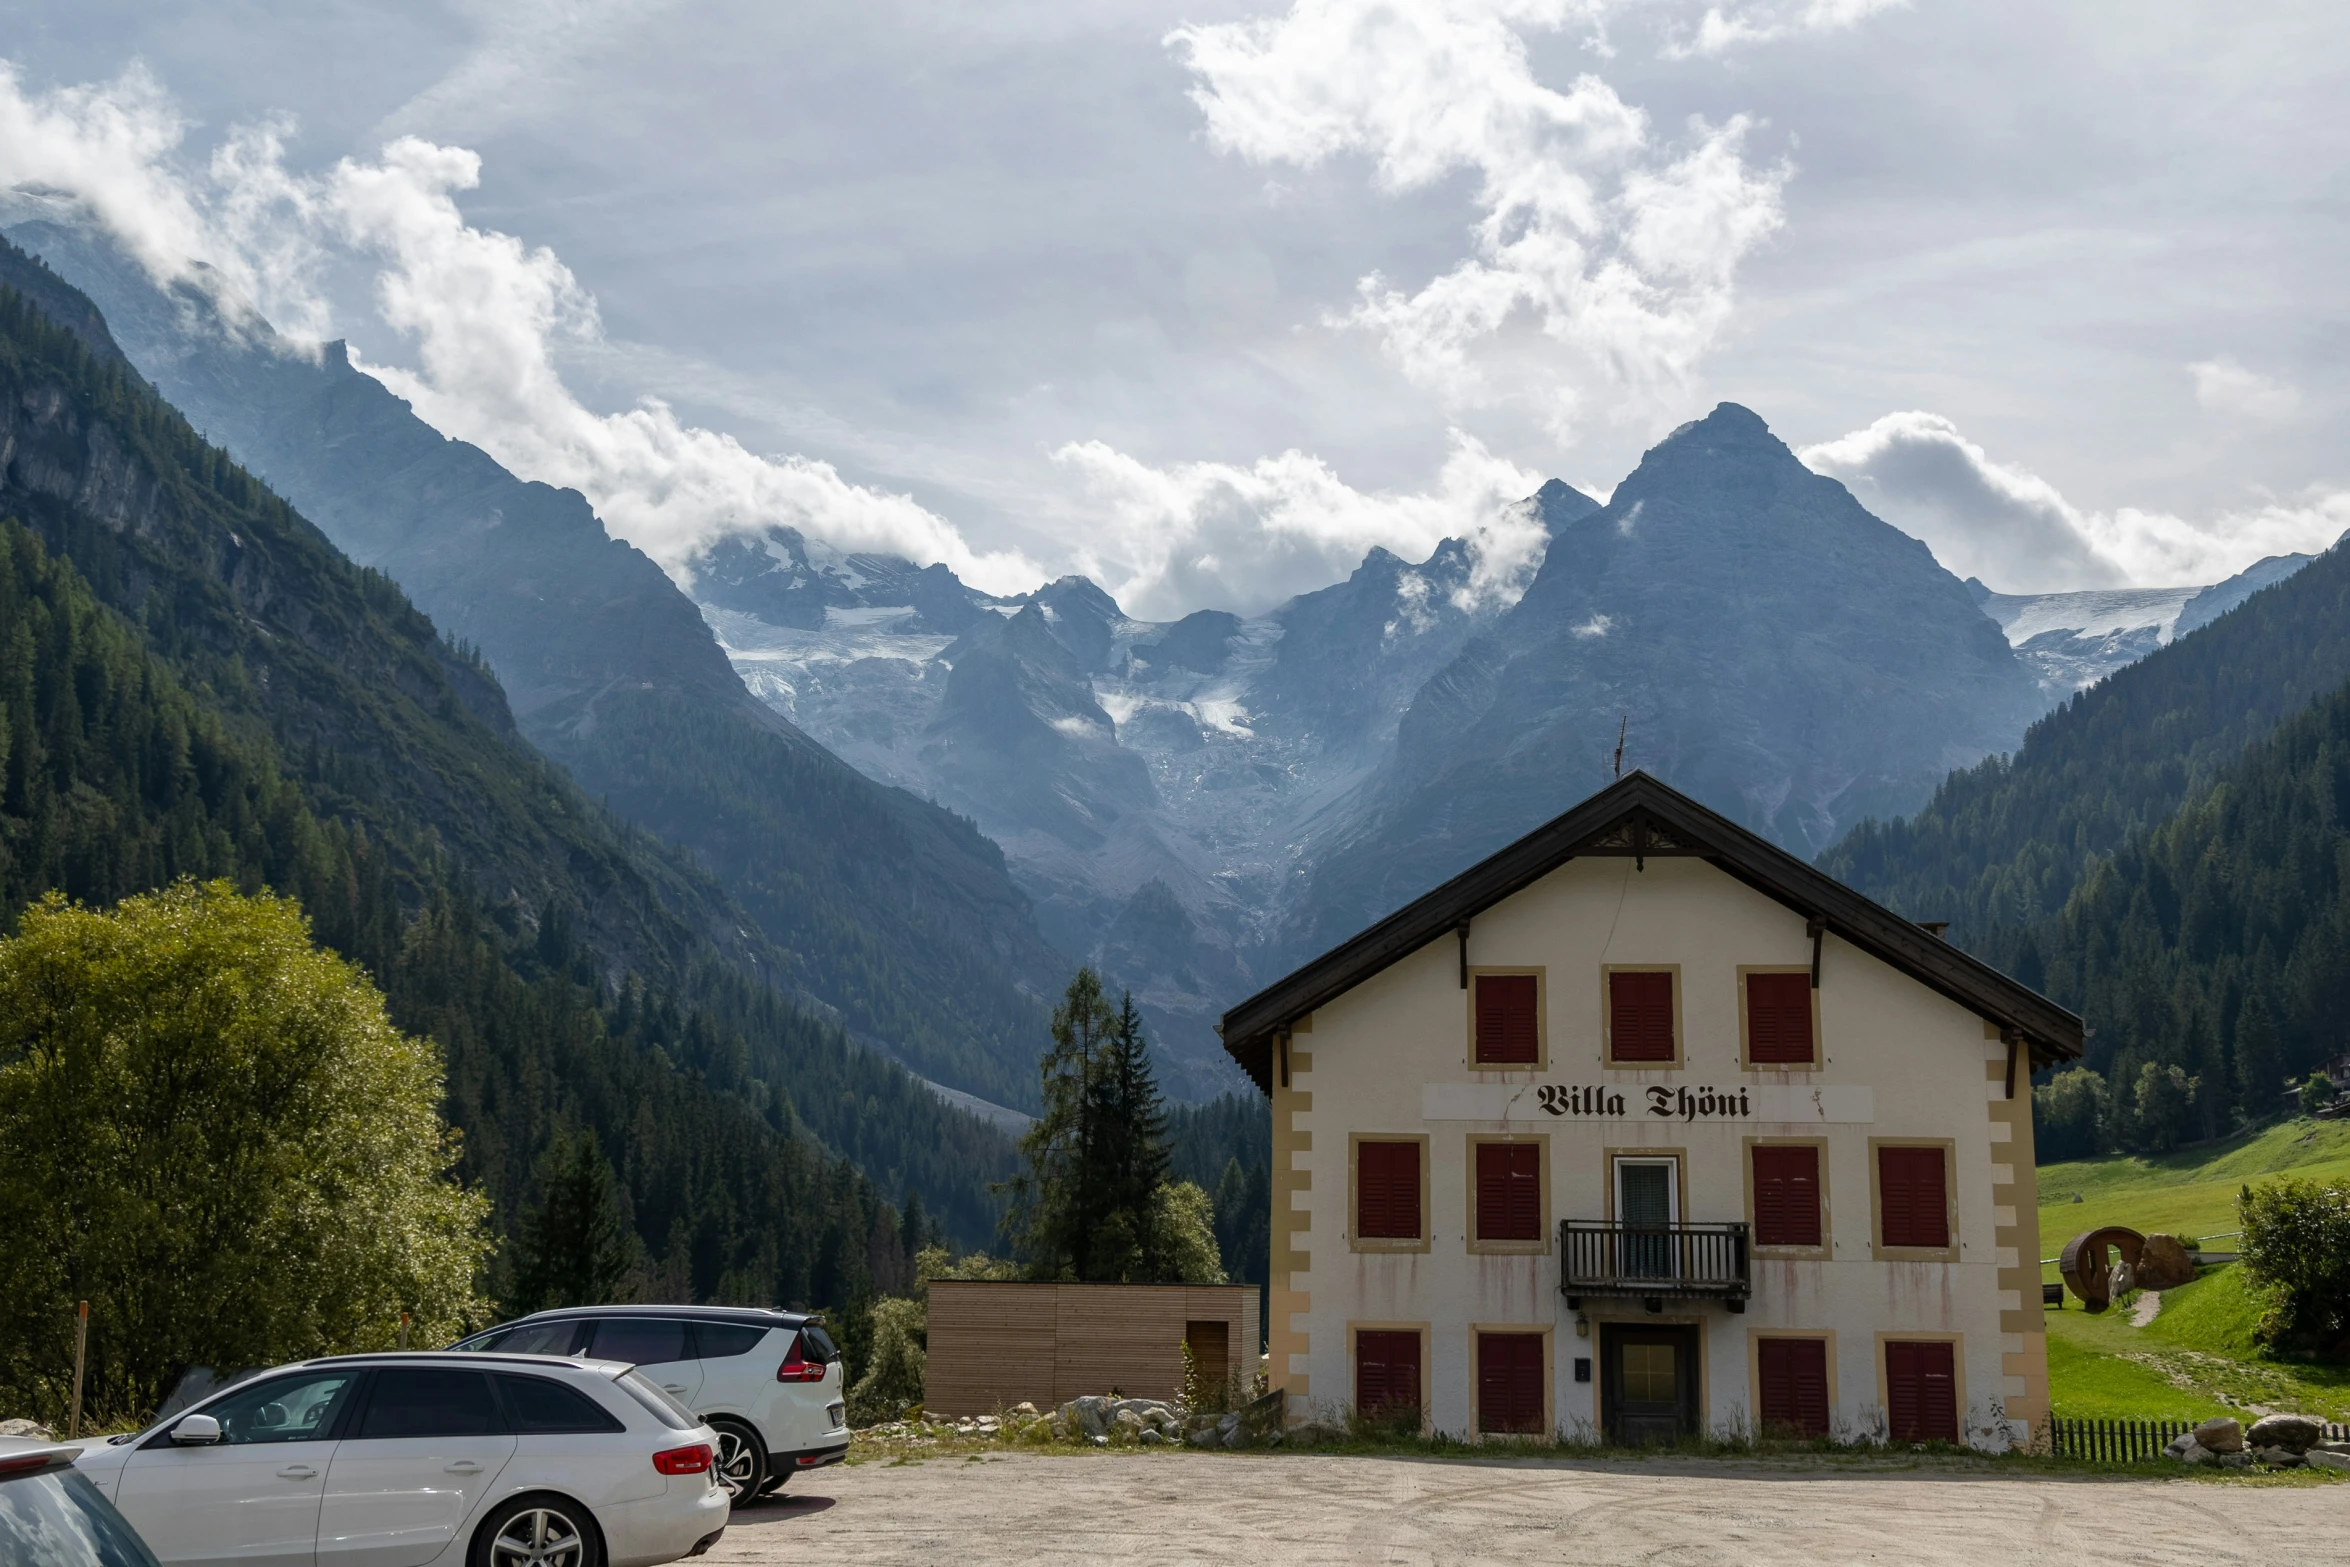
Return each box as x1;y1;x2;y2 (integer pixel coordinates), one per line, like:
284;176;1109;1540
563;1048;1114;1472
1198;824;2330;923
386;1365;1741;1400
2218;1452;2251;1470
1012;1402;1039;1417
2305;1449;2350;1473
1113;1409;1146;1437
2246;1413;2325;1455
1111;1398;1173;1421
2164;1433;2210;1464
1186;1427;1219;1448
2192;1416;2243;1454
0;1420;53;1440
2253;1445;2305;1468
1060;1396;1113;1440
1139;1429;1164;1446
1221;1424;1245;1449
2135;1234;2198;1290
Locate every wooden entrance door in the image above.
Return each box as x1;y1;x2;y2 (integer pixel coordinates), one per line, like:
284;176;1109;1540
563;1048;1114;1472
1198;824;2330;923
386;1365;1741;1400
1184;1320;1229;1396
1601;1324;1698;1446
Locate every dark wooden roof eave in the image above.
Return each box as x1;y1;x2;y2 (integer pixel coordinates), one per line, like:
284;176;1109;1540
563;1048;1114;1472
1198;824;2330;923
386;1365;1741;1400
1220;771;2084;1095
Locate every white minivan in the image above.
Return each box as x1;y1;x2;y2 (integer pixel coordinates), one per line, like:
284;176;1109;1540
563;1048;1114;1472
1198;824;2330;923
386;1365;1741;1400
69;1353;730;1567
452;1307;847;1503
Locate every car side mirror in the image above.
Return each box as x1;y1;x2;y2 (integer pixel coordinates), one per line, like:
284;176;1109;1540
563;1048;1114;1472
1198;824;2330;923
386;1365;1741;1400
170;1414;222;1446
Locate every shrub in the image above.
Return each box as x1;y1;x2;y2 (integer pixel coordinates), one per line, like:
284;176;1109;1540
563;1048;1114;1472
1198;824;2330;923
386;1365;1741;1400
846;1296;927;1426
2237;1177;2350;1357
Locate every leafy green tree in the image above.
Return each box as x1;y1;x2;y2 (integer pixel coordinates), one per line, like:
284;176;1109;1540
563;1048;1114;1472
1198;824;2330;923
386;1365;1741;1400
511;1129;637;1312
2033;1067;2108;1161
0;881;493;1424
2238;1178;2350;1356
1150;1181;1225;1285
2300;1073;2338;1118
2126;1061;2200;1153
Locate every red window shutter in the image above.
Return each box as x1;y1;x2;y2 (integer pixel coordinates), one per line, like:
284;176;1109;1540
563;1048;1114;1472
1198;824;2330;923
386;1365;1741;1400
1475;1142;1542;1242
1885;1341;1957;1444
1474;973;1539;1065
1358;1141;1421;1240
1757;1338;1831;1437
1476;1332;1545;1434
1878;1146;1949;1249
1356;1330;1421;1419
1751;1145;1822;1248
1746;971;1816;1064
1608;971;1675;1063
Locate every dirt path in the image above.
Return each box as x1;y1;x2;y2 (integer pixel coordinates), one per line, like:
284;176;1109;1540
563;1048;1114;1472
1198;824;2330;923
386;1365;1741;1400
711;1450;2340;1565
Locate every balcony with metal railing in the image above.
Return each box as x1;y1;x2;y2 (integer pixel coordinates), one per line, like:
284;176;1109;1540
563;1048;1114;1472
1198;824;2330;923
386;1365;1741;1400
1558;1220;1751;1312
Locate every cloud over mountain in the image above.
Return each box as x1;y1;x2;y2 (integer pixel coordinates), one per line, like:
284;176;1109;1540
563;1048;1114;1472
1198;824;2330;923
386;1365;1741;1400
1802;410;2350;592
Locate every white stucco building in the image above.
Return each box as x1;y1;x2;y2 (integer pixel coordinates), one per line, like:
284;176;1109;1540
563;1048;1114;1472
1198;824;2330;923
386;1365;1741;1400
1220;773;2081;1450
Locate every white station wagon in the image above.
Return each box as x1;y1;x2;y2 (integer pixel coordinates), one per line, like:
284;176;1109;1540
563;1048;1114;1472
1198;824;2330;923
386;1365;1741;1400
451;1307;848;1502
69;1353;730;1567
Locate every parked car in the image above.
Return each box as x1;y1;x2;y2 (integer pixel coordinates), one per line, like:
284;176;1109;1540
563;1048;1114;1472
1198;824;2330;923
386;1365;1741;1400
66;1352;729;1567
0;1439;163;1567
450;1307;847;1503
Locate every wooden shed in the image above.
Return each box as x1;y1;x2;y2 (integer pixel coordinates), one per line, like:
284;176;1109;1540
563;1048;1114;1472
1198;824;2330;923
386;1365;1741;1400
924;1282;1260;1417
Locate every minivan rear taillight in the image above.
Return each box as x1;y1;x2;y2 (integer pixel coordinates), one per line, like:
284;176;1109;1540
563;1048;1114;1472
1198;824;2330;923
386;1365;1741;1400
653;1444;713;1475
777;1338;827;1383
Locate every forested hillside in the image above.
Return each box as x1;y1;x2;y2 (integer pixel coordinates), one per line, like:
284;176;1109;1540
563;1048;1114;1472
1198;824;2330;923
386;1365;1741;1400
0;278;1014;1305
1822;533;2350;941
6;224;1068;1113
1995;679;2350;1145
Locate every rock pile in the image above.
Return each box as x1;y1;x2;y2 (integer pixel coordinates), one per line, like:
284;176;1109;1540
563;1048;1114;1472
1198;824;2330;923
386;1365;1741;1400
2166;1412;2349;1470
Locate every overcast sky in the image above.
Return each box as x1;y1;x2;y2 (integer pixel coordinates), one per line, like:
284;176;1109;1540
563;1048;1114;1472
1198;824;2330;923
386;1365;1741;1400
5;0;2346;614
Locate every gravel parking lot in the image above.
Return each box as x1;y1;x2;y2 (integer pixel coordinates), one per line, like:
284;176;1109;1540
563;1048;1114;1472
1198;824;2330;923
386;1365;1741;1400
709;1450;2341;1565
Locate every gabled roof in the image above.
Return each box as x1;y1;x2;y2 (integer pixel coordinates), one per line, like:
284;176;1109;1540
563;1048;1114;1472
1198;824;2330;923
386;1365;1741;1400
1220;771;2083;1093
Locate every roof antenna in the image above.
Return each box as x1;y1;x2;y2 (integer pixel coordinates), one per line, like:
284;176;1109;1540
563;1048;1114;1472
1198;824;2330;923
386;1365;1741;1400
1612;715;1628;780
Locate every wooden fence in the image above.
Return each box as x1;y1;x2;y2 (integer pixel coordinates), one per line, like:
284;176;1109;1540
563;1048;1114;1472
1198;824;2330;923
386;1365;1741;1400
2049;1416;2350;1461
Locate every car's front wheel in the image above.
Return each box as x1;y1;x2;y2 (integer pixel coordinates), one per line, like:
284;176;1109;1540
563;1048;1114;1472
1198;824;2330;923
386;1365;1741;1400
710;1420;767;1505
472;1495;603;1567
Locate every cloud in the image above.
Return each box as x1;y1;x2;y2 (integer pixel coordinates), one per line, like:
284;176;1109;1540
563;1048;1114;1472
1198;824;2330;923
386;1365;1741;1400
1049;431;1547;620
2189;357;2300;420
1802;410;2350;591
1165;1;1790;433
0;61;1041;593
375;0;682;141
1676;0;1908;56
0;61;328;339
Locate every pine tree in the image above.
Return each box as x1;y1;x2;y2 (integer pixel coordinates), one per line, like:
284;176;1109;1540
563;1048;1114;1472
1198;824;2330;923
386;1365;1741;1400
1001;969;1119;1278
1083;992;1173;1281
513;1129;637;1311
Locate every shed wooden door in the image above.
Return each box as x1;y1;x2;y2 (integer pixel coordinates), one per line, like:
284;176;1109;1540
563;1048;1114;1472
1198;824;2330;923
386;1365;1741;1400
1184;1320;1229;1393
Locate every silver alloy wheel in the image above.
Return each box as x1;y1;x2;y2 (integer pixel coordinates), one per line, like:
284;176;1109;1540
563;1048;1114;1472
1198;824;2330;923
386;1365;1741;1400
490;1508;586;1567
713;1427;758;1500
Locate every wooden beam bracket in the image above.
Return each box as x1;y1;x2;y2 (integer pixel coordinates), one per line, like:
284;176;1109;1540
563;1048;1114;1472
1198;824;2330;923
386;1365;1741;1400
1806;916;1825;989
2002;1027;2022;1100
1457;919;1472;989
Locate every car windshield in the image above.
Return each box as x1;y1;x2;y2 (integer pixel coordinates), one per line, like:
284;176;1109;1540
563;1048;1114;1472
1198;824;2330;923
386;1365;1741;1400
614;1372;700;1432
0;1468;164;1567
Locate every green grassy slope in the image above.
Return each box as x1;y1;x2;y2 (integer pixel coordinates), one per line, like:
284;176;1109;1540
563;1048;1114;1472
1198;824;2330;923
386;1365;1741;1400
2036;1119;2350;1420
2036;1119;2350;1245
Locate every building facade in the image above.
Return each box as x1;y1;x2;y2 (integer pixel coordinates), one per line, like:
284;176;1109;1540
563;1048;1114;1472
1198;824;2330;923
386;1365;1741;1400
1221;774;2082;1451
